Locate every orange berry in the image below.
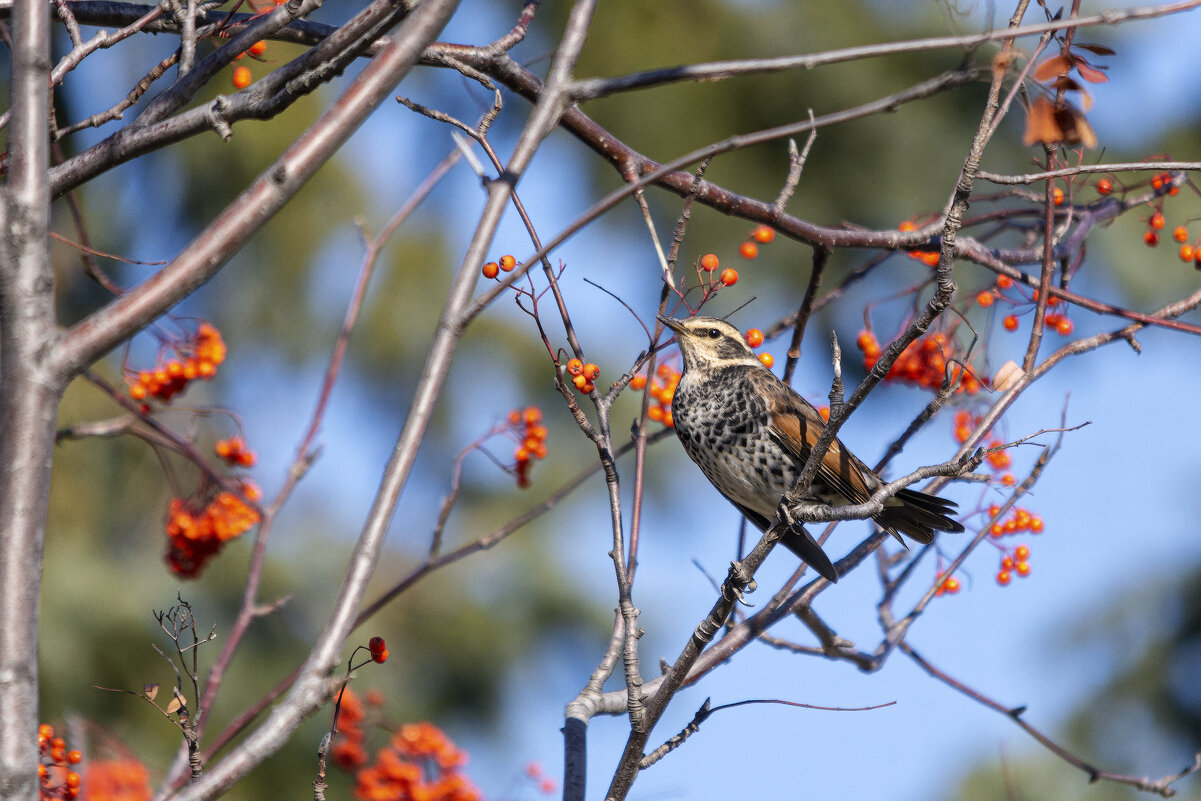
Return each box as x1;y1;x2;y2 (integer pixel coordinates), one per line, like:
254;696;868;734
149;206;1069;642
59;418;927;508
719;268;739;286
232;65;251;88
1000;473;1016;486
523;406;541;424
1150;212;1165;231
1174;226;1189;242
1030;517;1044;533
744;328;764;347
566;358;583;376
1016;561;1031;577
372;648;389;663
663;411;674;427
1003;314;1019;331
630;375;647;390
515;446;530;462
1180;244;1196;262
1051;186;1065;206
1055;317;1073;335
580;381;595;393
997;570;1012;585
699;253;719;272
249;40;267;56
582;363;600;381
1096;178;1112;194
976;291;994;307
739;241;758;259
753;225;775;243
482;262;499;278
1144;230;1159;246
943;577;960;593
1015;544;1030;560
499;254;517;271
572;374;587;389
817;405;830;422
647;406;664;422
1001;556;1015;570
898;220;918;232
996;275;1014;290
920;251;940;267
758;353;774;368
1152;174;1164;190
67;750;82;764
130;384;147;400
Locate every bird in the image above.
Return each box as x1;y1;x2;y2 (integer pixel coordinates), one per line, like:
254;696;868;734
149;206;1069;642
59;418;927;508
657;314;964;583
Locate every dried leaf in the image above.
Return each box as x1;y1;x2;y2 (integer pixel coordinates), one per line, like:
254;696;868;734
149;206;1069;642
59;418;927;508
1051;76;1085;93
144;683;159;700
1074;61;1110;84
1023;96;1064;146
166;695;184;714
1054;104;1098;148
1034;55;1074;81
1075;43;1116;56
993;360;1024;393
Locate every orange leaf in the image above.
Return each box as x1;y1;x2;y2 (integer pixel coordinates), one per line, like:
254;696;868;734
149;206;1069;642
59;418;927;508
1034;55;1073;81
1023;96;1064;146
1074;61;1109;84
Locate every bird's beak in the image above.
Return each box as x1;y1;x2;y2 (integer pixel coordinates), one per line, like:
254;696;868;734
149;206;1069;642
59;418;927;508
656;314;686;334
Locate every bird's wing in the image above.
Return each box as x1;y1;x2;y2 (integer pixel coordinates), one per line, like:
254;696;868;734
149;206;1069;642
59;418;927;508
749;370;875;506
732;500;838;583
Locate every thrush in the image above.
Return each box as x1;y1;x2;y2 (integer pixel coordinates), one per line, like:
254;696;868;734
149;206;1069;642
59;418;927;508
657;314;964;583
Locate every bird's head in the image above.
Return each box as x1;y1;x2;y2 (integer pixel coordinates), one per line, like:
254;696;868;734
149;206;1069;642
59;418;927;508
657;315;760;374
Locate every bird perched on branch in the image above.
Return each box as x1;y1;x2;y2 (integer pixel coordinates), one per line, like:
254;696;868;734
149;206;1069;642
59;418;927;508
657;314;963;583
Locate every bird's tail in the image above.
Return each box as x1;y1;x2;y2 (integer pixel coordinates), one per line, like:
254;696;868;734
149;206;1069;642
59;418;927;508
878;488;965;544
779;525;839;583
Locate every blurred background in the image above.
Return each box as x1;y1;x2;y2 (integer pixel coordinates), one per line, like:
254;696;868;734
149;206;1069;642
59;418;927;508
29;0;1201;798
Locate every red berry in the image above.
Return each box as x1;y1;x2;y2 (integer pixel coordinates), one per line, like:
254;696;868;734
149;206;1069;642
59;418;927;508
232;65;252;88
976;291;994;307
1096;178;1112;195
1144;230;1159;247
699;253;719;272
739;241;758;260
745;328;764;348
996;275;1014;290
1150;212;1166;231
753;225;775;243
1003;314;1019;331
719;268;739;286
1173;226;1189;243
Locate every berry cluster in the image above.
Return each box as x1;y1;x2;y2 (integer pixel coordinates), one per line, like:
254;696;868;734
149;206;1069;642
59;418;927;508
978;274;1076;336
126;322;226;403
698;252;740;287
986;504;1044;539
898;220;941;267
82;760;152;801
481;254;518;279
37;724;82;801
631;363;681;427
214;436;256;467
857;330;983;394
368;636;390;664
995;543;1033;586
230;40;268;88
933;570;961;597
331;689;371;770
565;358;600;395
524;762;559;796
952;411;1015;483
507;407;548;488
165;484;261;577
348;719;481;801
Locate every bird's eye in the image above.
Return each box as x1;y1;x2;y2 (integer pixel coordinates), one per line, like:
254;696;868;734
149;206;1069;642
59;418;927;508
707;328;721;339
